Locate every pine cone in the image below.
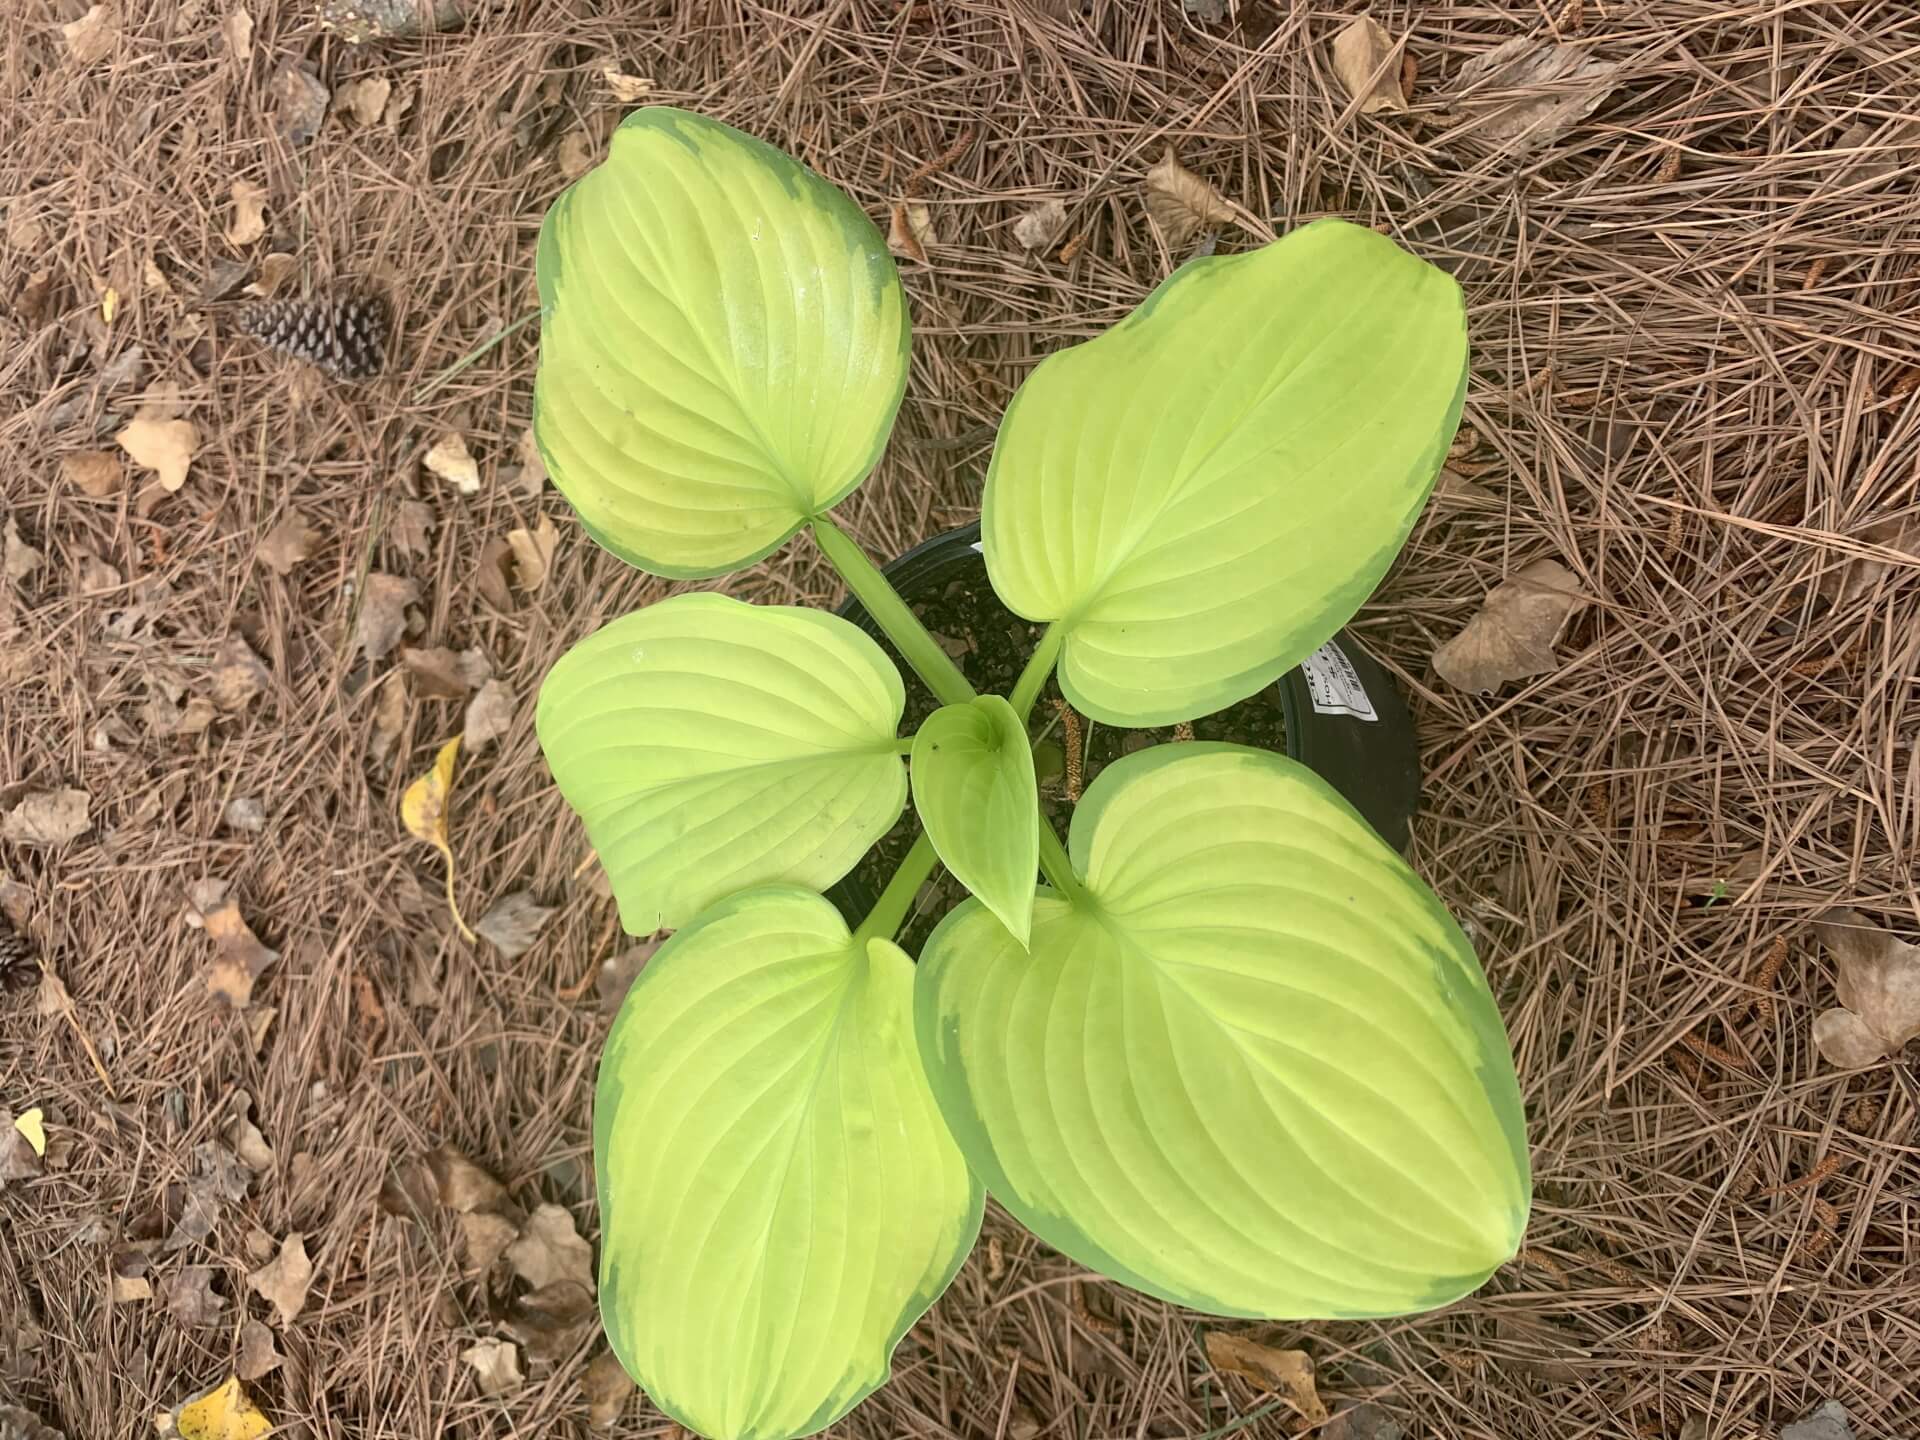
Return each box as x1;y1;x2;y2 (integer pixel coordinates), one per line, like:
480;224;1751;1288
238;291;389;379
0;916;37;992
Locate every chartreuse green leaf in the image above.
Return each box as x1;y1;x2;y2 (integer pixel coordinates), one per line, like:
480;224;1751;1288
534;106;910;579
909;697;1038;946
916;744;1529;1319
596;887;982;1440
535;592;907;934
981;219;1467;727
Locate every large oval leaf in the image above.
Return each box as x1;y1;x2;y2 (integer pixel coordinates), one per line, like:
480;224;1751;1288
909;697;1038;946
981;219;1467;727
598;887;982;1440
534;106;910;578
536;593;907;933
916;743;1529;1319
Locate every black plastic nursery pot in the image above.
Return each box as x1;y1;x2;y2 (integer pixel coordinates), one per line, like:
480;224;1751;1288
826;521;1422;939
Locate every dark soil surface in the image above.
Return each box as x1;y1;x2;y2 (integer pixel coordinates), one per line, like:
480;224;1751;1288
840;553;1286;953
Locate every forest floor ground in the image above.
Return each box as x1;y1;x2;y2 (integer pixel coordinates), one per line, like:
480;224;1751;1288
4;2;1919;1437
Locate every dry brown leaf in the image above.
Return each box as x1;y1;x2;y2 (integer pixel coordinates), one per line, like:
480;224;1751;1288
3;790;91;848
236;1319;282;1380
1204;1333;1328;1425
197;887;279;1008
475;889;555;960
390;498;436;557
335;75;392;127
255;511;314;575
230;1112;273;1174
243;252;297;299
475;537;516;610
1331;16;1409;116
426;1143;510;1214
112;1273;153;1303
463;680;515;754
221;6;252;64
505;1203;595;1293
369;673;408;763
509;427;547;496
598;937;664;1015
1144;148;1237;248
247;1232;312;1326
164;1266;226;1328
402;737;475;939
461;1338;523;1396
507;515;559;590
425;432;480;495
602;66;653;102
0;1106;43;1185
1812;910;1920;1067
1324;1402;1405;1440
355;572;418;663
61;4;117;61
507;1278;597;1360
226;180;267;247
558;130;595;178
4;519;44;584
61;450;125;498
223;798;267;833
269;60;330;148
1819;514;1920;606
1445;38;1622;156
1012;198;1070;251
583;1349;635;1429
461;1211;519;1273
115;406;198;493
210;634;271;711
401;645;489;700
888;201;934;265
1432;557;1592;693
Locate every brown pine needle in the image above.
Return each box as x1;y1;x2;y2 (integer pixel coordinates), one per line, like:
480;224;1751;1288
1678;1029;1751;1072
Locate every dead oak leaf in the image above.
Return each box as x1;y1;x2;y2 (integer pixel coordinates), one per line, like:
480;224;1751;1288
1012;197;1069;251
425;432;480;495
461;1211;519;1273
164;1265;227;1328
887;201;934;265
355;572;418;663
507;1278;597;1360
236;1318;282;1381
3;789;91;848
461;1338;523;1396
197;891;279;1008
507;515;559;590
61;450;125;498
369;672;407;763
210;634;271;711
1143;148;1240;248
61;4;118;62
390;498;436;557
463;679;515;753
1432;557;1592;694
255;511;314;575
1331;16;1409;116
1204;1333;1328;1425
247;1232;312;1326
115;404;198;493
475;889;555;960
1444;38;1623;156
226;180;268;247
1813;910;1920;1067
269;60;330;148
505;1202;595;1293
475;537;516;610
583;1349;635;1428
401;645;489;699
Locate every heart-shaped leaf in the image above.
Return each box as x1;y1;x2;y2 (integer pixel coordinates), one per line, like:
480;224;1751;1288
534;106;910;579
916;744;1529;1319
909;697;1038;946
981;219;1467;727
597;887;982;1440
536;593;907;933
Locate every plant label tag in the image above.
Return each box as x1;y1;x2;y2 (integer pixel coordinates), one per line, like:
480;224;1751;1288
1299;641;1378;721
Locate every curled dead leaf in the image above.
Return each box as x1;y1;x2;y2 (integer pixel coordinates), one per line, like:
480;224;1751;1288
3;789;91;848
354;572;418;664
198;890;279;1008
602;66;652;103
115;405;198;493
507;1278;597;1360
1432;557;1592;693
61;450;125;498
236;1319;282;1380
401;645;489;700
61;4;117;62
334;75;392;127
1818;514;1920;606
1012;197;1070;251
246;1232;312;1326
255;511;314;575
1331;16;1409;116
425;432;480;495
1143;147;1240;249
226;181;268;247
506;515;559;590
888;201;934;265
1812;910;1920;1067
209;634;271;712
1203;1333;1328;1425
1443;38;1623;157
461;1338;523;1396
269;59;330;148
583;1349;635;1428
463;679;515;754
165;1265;227;1328
475;889;554;960
505;1202;595;1293
402;737;475;940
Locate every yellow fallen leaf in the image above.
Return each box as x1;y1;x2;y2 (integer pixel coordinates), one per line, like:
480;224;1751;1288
175;1374;273;1440
403;737;475;939
14;1106;46;1157
101;286;120;323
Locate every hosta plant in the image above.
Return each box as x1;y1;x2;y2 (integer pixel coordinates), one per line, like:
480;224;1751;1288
533;107;1530;1440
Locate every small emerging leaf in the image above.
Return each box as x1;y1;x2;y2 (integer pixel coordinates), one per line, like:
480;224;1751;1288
402;737;475;939
910;697;1038;945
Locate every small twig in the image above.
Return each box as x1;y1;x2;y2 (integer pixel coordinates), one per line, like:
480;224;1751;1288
1734;936;1788;1026
1070;1280;1119;1336
1678;1029;1752;1073
901;125;976;196
1757;1153;1845;1198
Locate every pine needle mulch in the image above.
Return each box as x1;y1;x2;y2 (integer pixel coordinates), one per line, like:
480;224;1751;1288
3;2;1917;1437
